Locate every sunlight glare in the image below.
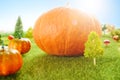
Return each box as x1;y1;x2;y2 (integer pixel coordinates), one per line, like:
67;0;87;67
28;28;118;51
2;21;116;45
76;0;106;15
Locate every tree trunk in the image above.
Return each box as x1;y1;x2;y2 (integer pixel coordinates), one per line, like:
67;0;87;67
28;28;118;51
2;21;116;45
93;57;96;66
104;30;105;35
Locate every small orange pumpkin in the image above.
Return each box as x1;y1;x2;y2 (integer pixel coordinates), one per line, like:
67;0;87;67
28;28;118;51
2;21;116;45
0;46;22;76
113;35;119;41
8;38;31;54
8;35;14;40
33;7;102;56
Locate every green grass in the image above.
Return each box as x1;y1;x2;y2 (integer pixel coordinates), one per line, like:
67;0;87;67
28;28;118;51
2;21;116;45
1;36;120;80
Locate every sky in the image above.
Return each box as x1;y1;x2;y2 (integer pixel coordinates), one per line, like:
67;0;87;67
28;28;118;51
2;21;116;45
0;0;120;32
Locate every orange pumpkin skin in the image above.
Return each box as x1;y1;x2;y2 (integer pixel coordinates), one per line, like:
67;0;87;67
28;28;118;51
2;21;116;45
0;47;22;76
33;7;102;56
8;38;31;54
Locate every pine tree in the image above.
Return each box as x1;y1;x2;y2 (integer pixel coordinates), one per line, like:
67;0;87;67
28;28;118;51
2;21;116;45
13;16;24;38
84;31;104;66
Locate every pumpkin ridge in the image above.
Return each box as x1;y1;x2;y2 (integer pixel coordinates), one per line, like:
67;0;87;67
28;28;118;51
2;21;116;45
57;9;67;55
56;8;66;55
34;18;46;52
0;53;6;75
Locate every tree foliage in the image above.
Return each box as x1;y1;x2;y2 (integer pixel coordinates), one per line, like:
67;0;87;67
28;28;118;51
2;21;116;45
0;34;2;45
102;24;107;35
111;29;120;37
13;16;24;38
84;31;104;65
102;24;106;31
25;27;33;38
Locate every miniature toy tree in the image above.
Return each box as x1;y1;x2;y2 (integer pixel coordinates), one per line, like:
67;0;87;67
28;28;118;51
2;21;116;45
13;16;24;38
102;24;107;35
25;27;33;38
84;31;104;66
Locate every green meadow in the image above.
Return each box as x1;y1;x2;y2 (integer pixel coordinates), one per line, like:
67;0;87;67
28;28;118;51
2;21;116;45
0;35;120;80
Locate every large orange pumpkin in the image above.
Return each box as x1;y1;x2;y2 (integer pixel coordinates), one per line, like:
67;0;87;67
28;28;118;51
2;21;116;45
0;46;22;76
33;7;102;56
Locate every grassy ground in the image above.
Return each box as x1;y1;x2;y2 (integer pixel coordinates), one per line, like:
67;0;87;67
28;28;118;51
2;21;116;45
0;35;120;80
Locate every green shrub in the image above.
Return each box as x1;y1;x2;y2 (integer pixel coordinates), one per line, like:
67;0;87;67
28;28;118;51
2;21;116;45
25;27;33;38
0;34;2;45
111;29;120;41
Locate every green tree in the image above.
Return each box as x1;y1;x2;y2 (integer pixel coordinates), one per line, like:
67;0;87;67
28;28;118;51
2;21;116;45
84;31;104;66
102;24;107;35
13;16;24;38
0;34;2;45
25;27;33;38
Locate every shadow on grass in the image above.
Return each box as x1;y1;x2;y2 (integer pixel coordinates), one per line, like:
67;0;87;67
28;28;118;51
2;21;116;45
18;54;100;80
1;53;120;80
0;54;97;80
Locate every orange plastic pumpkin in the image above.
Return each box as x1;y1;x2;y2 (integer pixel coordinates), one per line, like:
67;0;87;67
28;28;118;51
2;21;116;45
113;35;119;41
8;35;14;40
0;46;22;76
33;7;102;56
8;38;31;54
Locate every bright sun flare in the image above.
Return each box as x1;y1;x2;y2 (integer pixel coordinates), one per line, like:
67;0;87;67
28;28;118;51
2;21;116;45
76;0;105;15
